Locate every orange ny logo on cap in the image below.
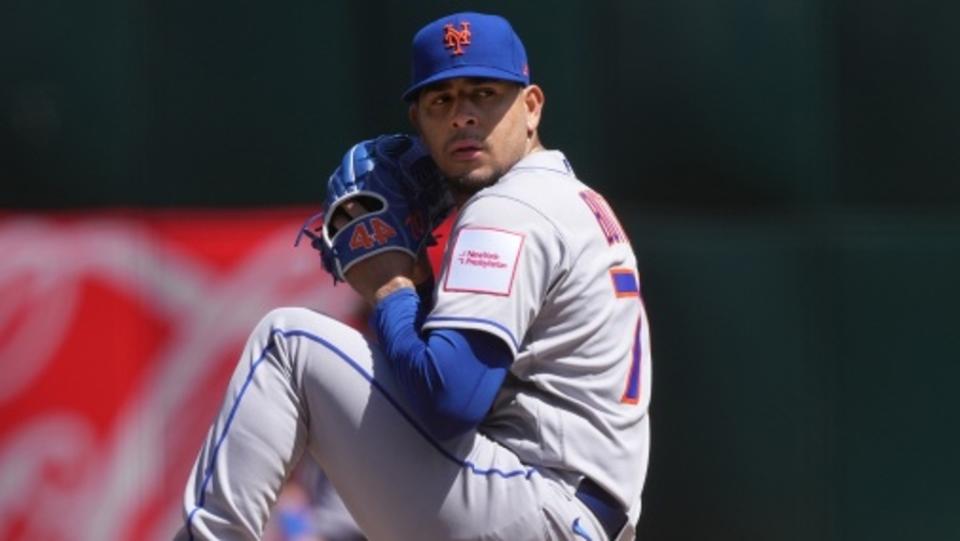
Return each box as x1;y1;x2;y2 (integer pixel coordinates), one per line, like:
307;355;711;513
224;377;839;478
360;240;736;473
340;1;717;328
443;22;471;56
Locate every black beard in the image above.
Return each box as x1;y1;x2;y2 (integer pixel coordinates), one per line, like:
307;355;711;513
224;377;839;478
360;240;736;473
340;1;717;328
447;168;504;196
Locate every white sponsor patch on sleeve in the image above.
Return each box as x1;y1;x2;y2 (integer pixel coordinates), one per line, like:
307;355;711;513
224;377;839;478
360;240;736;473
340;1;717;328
444;227;524;296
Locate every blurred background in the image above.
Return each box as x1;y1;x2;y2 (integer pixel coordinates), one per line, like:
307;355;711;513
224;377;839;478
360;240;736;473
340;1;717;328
2;0;959;539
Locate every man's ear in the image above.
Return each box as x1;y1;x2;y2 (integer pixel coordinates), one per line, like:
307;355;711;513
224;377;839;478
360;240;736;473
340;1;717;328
408;104;421;133
523;85;545;134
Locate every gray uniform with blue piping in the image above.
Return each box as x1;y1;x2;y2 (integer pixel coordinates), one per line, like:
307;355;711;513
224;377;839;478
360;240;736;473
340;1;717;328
174;150;651;541
175;11;651;541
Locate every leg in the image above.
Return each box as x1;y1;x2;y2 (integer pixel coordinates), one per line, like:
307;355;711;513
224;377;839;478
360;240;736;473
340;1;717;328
176;307;605;541
176;308;315;540
310;467;366;541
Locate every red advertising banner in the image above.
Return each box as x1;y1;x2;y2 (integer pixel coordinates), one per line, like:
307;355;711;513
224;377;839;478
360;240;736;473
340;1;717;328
0;208;364;540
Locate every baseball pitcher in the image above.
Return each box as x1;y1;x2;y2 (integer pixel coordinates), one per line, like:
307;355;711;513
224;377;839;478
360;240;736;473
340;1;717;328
176;12;652;541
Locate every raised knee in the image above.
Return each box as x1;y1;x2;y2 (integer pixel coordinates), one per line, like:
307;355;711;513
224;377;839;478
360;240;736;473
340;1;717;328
255;307;320;336
249;307;368;377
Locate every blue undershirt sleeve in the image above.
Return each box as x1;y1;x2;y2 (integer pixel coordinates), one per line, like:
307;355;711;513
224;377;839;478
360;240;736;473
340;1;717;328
372;288;512;440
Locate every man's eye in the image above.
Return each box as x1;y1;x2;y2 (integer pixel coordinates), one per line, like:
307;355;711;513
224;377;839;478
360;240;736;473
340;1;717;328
475;88;496;98
430;94;451;106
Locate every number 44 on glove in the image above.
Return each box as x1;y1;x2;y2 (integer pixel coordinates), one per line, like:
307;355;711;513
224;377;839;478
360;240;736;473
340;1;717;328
295;134;453;283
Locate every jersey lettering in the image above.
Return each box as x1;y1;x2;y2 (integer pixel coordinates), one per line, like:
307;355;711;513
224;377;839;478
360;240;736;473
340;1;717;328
621;315;643;404
610;268;640;298
612;267;642;404
579;190;627;245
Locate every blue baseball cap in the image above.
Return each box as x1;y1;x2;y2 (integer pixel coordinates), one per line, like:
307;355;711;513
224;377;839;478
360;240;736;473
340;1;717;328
402;12;530;101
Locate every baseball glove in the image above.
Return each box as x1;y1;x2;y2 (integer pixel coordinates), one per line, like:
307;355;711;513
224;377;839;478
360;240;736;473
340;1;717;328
296;134;452;283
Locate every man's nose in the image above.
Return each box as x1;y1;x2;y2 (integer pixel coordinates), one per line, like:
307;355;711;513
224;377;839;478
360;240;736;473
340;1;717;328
451;100;478;129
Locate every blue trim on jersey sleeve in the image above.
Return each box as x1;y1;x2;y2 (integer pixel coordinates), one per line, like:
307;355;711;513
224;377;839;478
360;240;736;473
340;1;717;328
184;324;533;539
375;289;512;440
423;315;520;351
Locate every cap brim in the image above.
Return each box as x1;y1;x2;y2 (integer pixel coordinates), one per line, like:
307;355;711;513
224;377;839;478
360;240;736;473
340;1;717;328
402;65;528;101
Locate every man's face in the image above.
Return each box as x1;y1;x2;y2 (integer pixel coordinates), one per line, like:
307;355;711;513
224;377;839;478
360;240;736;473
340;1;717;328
410;78;543;194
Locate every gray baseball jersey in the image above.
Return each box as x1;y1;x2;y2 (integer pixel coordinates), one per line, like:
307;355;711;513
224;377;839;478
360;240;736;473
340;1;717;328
424;149;652;516
175;149;651;541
